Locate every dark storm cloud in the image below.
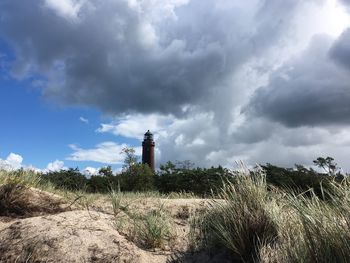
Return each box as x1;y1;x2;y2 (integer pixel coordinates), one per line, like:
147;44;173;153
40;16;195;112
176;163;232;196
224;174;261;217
0;0;306;116
247;35;350;127
330;28;350;70
340;0;350;7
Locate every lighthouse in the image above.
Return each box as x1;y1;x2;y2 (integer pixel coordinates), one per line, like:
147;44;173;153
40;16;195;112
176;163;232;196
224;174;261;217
142;130;155;171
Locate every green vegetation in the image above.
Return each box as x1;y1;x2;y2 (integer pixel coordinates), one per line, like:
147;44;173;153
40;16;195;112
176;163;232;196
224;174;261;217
131;204;175;249
118;163;155;192
156;161;231;196
43;168;88;191
190;169;277;262
2;156;347;198
108;189;175;249
0;170;65;217
0;169;42;188
2;156;350;261
189;168;350;262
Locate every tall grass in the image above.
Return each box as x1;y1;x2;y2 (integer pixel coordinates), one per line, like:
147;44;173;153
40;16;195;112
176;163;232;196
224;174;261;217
0;170;67;217
191;168;350;263
270;182;350;263
191;167;277;262
132;203;175;249
108;190;197;199
109;189;175;249
0;169;42;187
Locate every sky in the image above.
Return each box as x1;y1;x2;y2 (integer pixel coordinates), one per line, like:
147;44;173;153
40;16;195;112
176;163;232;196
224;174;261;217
1;0;350;174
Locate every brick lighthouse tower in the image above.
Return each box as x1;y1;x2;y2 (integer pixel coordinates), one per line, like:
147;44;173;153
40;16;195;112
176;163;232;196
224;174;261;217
142;130;155;171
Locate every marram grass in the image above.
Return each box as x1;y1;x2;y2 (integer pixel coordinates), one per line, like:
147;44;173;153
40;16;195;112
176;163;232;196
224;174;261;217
0;169;42;188
191;168;350;263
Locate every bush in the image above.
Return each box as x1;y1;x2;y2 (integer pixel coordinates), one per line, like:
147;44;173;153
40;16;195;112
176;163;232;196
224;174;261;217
88;175;110;193
42;168;88;191
117;163;155;192
262;163;337;198
156;161;232;196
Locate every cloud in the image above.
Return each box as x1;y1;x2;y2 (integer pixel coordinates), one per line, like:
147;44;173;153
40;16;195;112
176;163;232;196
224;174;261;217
246;34;350;127
0;153;58;172
109;112;221;166
81;166;123;178
330;28;350;70
0;0;308;116
2;0;350;171
44;0;85;20
46;160;67;171
79;116;89;124
0;153;23;170
104;108;350;171
339;0;350;10
82;166;99;178
24;165;42;173
96;113;174;139
67;142;141;164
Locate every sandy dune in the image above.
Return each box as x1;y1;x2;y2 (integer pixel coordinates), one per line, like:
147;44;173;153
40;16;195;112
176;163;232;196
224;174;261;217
0;187;211;263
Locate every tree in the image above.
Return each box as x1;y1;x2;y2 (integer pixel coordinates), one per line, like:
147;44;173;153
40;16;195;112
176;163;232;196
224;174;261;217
121;147;138;170
98;166;114;178
43;168;87;191
117;163;155;191
88;175;110;193
117;147;154;191
156;161;232;196
313;157;340;176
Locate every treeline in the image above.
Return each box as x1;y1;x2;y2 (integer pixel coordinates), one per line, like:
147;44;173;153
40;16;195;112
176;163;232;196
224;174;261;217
41;162;230;196
40;156;347;197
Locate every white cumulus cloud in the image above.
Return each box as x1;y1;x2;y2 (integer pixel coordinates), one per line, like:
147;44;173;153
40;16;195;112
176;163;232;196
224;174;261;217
67;142;141;164
0;153;23;171
46;160;67;172
82;166;99;178
96;113;173;140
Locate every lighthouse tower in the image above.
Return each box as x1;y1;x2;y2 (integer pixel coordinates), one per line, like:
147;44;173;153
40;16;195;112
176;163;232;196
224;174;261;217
142;130;155;171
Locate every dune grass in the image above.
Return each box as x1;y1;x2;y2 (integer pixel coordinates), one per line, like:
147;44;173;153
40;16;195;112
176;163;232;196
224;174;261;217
0;169;42;188
190;168;350;263
0;170;67;217
109;188;176;249
132;203;175;249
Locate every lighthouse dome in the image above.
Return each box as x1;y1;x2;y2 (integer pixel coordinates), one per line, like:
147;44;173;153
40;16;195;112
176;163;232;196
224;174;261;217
144;130;153;140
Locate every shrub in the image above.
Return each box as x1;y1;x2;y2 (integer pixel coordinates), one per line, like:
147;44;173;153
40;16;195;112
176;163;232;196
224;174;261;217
42;168;88;191
262;163;337;198
156;161;232;196
88;175;110;193
117;163;155;192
